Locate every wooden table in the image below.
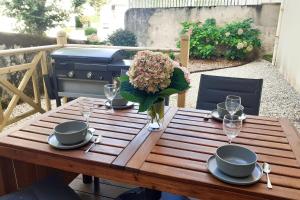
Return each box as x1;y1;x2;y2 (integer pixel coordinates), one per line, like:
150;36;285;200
0;98;300;200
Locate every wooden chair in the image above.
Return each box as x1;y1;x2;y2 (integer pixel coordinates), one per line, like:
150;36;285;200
196;74;263;115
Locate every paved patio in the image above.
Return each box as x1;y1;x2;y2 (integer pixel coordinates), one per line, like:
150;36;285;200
170;59;300;131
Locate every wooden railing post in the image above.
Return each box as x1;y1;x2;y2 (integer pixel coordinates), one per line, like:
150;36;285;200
0;101;3;124
56;30;68;104
56;30;67;46
41;51;51;111
177;33;190;108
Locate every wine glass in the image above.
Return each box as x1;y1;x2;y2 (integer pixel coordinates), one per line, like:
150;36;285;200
79;99;94;127
225;95;241;116
104;84;119;111
223;114;243;144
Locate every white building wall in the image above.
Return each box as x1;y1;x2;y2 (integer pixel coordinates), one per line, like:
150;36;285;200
275;0;300;92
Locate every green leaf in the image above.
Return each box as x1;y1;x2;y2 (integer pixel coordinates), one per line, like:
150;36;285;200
159;88;179;97
169;68;190;91
138;95;159;112
119;75;129;82
120;79;145;103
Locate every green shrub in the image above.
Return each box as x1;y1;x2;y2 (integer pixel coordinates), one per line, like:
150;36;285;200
220;18;261;60
178;19;220;59
177;18;261;61
108;29;137;46
75;16;83;28
84;27;97;36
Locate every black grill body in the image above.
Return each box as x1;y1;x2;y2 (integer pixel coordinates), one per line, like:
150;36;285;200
50;47;130;105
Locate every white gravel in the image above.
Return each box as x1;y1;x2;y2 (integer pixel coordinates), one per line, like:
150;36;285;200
170;59;300;131
3;59;300;133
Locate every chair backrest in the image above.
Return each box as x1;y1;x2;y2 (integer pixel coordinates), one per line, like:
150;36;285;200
196;74;263;115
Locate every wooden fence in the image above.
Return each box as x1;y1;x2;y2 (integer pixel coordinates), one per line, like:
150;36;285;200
0;31;190;131
128;0;262;8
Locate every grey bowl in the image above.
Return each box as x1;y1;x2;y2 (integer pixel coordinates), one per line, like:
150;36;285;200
215;145;257;177
54;121;88;145
217;102;244;119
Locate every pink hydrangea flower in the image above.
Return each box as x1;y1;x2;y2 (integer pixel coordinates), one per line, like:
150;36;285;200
128;51;175;93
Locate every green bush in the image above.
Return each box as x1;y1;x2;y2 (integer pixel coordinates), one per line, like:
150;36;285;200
178;18;261;61
84;27;97;36
75;16;83;28
178;19;220;59
220;18;261;60
108;29;137;46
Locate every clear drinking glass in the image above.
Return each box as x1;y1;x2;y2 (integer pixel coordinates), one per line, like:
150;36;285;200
104;84;119;110
225;95;241;116
223;114;242;144
79;99;94;127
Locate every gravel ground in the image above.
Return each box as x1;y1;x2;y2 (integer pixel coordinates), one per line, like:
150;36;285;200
189;58;246;73
170;59;300;131
2;59;300;133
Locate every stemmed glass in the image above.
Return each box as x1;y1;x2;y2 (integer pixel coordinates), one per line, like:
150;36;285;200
223;114;243;144
79;99;94;127
104;84;119;111
225;95;241;116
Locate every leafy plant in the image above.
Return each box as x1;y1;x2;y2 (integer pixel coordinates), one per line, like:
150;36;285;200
219;18;261;60
177;18;262;61
108;29;137;47
178;19;220;59
84;27;97;36
120;68;189;112
1;0;68;35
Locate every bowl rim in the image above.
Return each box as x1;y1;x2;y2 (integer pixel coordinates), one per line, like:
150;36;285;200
216;144;257;166
54;121;88;135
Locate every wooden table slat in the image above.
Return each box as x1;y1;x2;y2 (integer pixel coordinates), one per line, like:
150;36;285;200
125;108;178;170
164;128;291;149
166;127;288;144
141;162;300;200
151;146;299;168
157;139;296;159
171;118;283;131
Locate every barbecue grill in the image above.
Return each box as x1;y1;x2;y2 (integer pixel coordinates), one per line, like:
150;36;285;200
49;47;130;106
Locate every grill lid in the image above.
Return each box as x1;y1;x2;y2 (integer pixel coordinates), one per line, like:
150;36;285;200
51;47;123;63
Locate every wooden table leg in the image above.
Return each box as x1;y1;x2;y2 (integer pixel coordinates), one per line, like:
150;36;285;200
0;157;18;195
0;157;77;196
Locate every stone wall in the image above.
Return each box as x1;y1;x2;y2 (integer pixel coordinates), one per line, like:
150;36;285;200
125;4;280;54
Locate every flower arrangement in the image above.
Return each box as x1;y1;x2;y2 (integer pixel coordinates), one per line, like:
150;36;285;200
120;50;190;130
